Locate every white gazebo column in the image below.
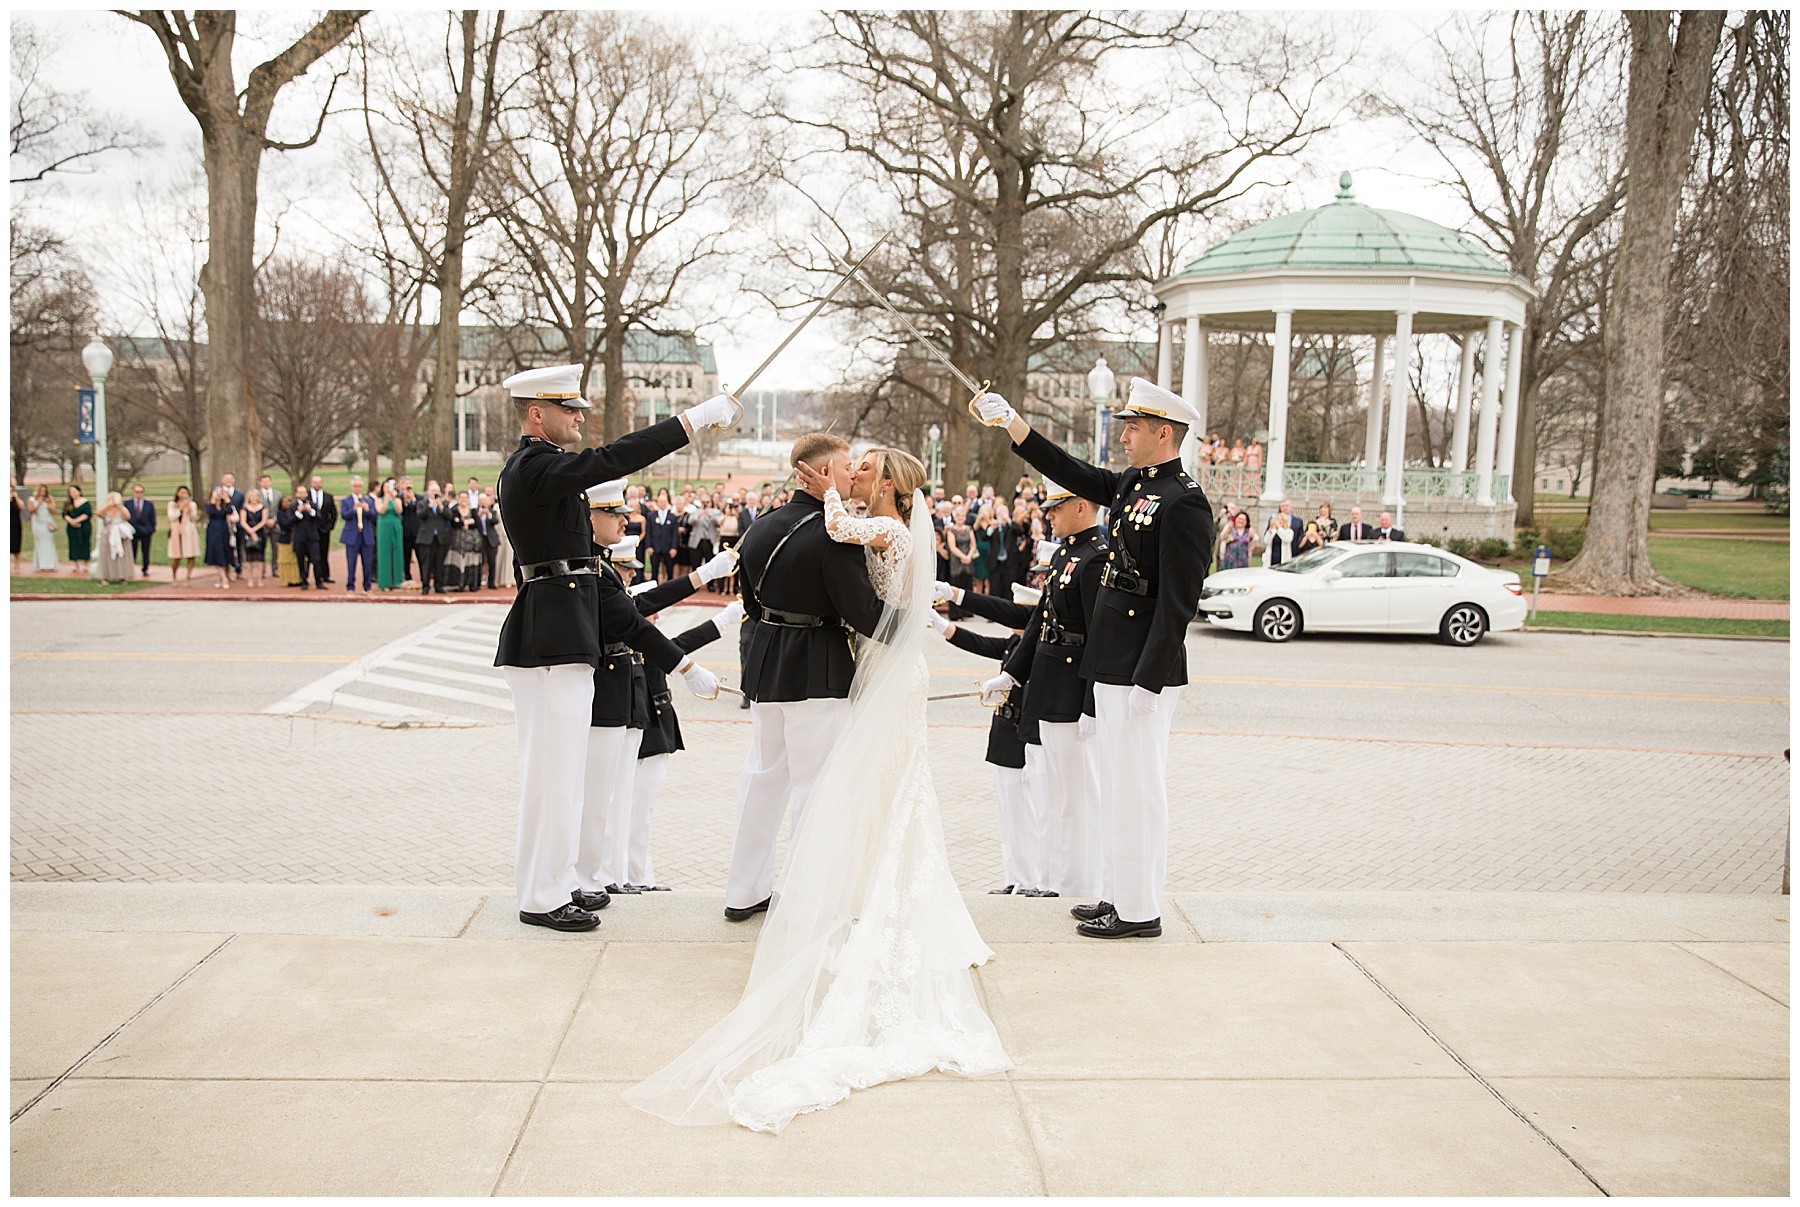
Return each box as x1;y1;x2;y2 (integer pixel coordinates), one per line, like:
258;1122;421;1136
1494;322;1525;503
1472;316;1505;506
1156;320;1174;390
1179;316;1207;473
1362;335;1386;486
1449;333;1476;473
1259;309;1293;503
1380;312;1413;508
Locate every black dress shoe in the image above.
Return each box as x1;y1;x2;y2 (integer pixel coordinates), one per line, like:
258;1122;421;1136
987;885;1016;895
605;882;641;895
724;896;771;922
628;884;671;892
1076;913;1161;939
571;888;611;912
519;904;599;932
1020;888;1059;898
1069;900;1114;921
738;695;751;710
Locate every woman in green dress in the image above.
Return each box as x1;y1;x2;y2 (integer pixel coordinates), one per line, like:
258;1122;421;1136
63;485;93;572
373;478;405;590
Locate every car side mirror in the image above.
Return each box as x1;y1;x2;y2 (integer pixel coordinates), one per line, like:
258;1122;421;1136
1320;568;1342;582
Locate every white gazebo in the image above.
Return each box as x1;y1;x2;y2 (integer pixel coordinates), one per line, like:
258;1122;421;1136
1150;173;1536;537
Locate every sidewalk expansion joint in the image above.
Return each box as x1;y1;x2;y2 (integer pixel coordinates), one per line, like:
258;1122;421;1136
491;942;606;1195
1673;944;1791;1008
1331;942;1612;1197
12;933;237;1123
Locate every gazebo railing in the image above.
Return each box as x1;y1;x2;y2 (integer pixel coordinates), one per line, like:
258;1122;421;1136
1193;462;1509;505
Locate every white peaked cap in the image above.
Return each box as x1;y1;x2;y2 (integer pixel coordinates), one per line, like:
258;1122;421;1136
1034;538;1061;566
1010;583;1043;607
1115;377;1201;427
585;479;628;511
1041;478;1076;506
502;363;590;405
608;536;641;564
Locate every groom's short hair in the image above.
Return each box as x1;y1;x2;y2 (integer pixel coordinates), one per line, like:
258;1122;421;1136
790;432;849;468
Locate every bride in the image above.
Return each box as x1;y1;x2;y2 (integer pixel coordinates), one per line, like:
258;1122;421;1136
623;447;1012;1134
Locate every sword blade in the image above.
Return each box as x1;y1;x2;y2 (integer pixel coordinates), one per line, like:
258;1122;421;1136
729;235;890;401
819;242;987;399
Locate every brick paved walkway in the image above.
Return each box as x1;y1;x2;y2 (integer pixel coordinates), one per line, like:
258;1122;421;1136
1536;595;1789;620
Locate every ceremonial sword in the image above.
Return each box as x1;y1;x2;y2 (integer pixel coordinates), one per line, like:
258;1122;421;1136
817;242;999;427
718;235;892;428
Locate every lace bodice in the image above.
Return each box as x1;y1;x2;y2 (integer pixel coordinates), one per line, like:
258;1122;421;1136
823;489;912;604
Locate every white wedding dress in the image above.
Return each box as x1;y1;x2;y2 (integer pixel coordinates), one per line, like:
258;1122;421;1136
623;489;1012;1134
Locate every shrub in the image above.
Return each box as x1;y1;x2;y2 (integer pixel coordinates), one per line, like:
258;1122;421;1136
1543;526;1585;560
1414;534;1441;548
1475;537;1513;561
1444;537;1478;559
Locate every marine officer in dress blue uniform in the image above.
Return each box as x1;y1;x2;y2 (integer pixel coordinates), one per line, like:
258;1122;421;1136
973;379;1214;939
496;363;736;931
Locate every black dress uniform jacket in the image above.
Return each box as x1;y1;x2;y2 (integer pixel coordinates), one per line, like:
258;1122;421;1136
621;572;700;730
737;491;885;702
494;418;690;669
949;589;1039;765
591;555;690;728
1003;525;1106;725
639;617;724;759
1012;431;1214;691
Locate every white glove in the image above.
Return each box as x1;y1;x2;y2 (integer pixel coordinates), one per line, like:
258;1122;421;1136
973;392;1017;427
696;548;737;583
1077;712;1096;739
678;659;720;700
980;671;1016;708
932;581;962;604
927;610;950;636
1128;685;1160;720
714;598;745;628
683;394;739;431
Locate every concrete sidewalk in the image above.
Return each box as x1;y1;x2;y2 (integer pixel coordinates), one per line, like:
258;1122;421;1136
11;885;1788;1196
1535;594;1789;620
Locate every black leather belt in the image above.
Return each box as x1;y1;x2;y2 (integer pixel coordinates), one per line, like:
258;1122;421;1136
651;690;672;706
602;641;631;657
763;608;826;628
520;556;598;582
1040;625;1085;647
1099;562;1153;596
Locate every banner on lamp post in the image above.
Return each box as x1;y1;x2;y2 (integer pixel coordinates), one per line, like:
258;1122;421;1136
76;388;96;444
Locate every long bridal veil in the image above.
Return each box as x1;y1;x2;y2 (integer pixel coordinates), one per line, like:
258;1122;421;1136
623;490;1011;1133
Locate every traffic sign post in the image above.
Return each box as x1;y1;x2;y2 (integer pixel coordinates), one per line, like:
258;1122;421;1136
1531;543;1550;618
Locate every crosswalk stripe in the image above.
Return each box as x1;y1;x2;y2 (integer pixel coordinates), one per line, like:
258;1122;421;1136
397;647;499;669
358;671;514;711
325;691;459;721
385;656;509;691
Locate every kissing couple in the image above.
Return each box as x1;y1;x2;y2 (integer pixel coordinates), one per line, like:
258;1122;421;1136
624;433;1012;1133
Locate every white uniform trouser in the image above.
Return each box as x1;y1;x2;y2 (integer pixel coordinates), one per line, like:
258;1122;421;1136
1039;720;1107;899
626;752;671;887
503;664;595;915
1021;742;1051;890
576;725;638;891
993;766;1032;890
1093;682;1181;923
726;697;850;909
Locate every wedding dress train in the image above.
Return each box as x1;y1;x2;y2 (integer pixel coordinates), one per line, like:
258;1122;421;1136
623;491;1012;1133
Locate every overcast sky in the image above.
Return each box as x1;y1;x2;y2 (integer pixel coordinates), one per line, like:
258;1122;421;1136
17;7;1486;392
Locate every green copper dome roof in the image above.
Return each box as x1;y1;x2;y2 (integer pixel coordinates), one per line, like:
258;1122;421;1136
1176;173;1510;279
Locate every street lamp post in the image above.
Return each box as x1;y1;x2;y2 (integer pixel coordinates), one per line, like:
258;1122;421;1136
81;335;114;579
927;423;942;487
1087;355;1115;466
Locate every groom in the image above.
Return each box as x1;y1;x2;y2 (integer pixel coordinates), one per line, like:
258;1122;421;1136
724;432;887;921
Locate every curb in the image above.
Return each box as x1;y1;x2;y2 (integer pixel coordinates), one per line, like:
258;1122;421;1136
1522;625;1788;643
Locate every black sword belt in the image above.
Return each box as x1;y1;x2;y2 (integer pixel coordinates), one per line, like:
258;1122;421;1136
762;608;828;628
1099;562;1154;596
651;690;673;705
602;641;631;657
519;556;599;582
1039;625;1086;647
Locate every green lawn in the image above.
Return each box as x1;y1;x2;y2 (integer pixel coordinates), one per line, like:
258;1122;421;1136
1527;610;1788;639
1645;536;1789;600
11;575;154;595
1649;511;1790;532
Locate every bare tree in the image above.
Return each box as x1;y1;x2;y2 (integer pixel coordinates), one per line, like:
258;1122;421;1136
253;256;369;490
1381;12;1627;528
490;11;748;445
10;220;98;483
783;11;1332;484
1558;10;1724;594
358;10;523;485
10;22;151;183
121;10;366;487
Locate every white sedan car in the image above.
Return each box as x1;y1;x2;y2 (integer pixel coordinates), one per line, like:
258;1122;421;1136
1199;540;1528;645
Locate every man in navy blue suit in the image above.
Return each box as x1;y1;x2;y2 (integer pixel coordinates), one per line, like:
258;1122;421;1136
124;483;157;577
339;476;376;592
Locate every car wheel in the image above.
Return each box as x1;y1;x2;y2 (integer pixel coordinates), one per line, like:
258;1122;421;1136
1440;603;1488;646
1253;598;1302;643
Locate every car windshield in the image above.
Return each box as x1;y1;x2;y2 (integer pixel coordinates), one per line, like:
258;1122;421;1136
1273;546;1344;575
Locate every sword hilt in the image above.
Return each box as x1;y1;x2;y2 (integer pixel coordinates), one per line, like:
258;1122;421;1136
964;380;1001;426
718;389;747;430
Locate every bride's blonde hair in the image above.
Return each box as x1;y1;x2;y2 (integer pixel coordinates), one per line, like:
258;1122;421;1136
869;448;928;524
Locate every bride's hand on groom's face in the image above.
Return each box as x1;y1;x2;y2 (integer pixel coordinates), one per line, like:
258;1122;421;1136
796;458;833;496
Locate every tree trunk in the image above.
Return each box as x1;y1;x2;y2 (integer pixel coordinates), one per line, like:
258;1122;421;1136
600;297;628;445
426;13;481;488
1556;11;1722;595
198;135;261;489
1514;370;1542;527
